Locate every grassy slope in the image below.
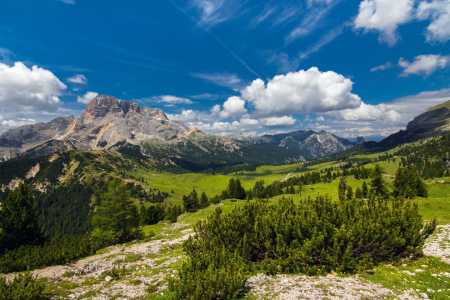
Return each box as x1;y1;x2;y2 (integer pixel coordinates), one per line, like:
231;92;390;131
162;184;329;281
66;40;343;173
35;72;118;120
135;140;450;224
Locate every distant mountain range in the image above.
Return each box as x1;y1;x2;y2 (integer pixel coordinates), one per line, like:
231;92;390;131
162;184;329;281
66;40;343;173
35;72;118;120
0;95;365;170
314;99;450;161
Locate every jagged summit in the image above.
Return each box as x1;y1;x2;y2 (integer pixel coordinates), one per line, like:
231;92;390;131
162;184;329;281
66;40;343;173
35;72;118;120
0;95;354;165
0;95;193;160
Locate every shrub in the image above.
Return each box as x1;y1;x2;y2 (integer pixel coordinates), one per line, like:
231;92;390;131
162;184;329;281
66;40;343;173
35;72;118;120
169;195;436;297
0;234;113;274
0;271;46;300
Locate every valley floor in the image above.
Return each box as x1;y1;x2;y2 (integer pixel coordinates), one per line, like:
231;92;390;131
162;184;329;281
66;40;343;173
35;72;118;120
5;203;450;300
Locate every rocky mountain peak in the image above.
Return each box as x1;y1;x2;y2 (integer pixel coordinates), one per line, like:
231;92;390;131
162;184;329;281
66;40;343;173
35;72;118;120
84;95;142;119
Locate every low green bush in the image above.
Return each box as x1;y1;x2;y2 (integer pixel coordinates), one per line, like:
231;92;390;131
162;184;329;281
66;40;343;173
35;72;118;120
169;195;436;298
0;271;46;300
0;234;114;274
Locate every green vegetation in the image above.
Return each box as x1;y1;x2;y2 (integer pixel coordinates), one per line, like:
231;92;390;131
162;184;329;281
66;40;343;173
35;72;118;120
0;271;46;300
0;183;45;254
170;195;436;297
92;179;143;243
0;234;111;273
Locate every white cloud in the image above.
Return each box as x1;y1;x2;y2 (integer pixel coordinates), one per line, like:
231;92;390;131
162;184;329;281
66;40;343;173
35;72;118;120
1;118;37;128
67;74;87;84
327;88;450;135
219;96;247;118
59;0;75;3
151;95;193;105
241;67;361;118
210;104;221;114
417;0;450;44
0;62;66;112
331;102;401;123
190;93;221;100
316;116;325;122
77;91;98;104
260;116;296;128
370;62;393;72
354;0;414;46
285;1;339;45
398;54;449;76
191;0;245;28
192;72;244;90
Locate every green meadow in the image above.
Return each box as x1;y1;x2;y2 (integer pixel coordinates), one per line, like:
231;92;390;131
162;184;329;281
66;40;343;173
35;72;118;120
134;145;450;224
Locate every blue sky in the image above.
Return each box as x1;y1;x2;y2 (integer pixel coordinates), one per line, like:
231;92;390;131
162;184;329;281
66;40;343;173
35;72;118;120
0;0;449;140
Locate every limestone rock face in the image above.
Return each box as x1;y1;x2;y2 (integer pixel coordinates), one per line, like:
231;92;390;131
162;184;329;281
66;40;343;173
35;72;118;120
256;130;353;160
0;95;193;160
0;116;76;161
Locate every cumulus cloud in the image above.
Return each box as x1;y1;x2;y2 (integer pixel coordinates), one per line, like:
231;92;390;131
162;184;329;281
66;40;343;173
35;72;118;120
327;89;450;135
354;0;414;46
219;96;247;118
398;54;449;76
1;118;37;128
370;62;393;72
77;91;98;104
241;67;361;118
417;0;450;44
151;95;193;106
316;116;325;122
67;74;87;84
0;62;66;112
260;116;296;128
59;0;75;3
331;102;402;123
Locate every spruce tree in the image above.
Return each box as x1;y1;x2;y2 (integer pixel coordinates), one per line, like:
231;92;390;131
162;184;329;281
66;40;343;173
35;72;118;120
362;181;368;198
92;179;143;242
200;192;209;208
183;189;199;212
0;183;45;253
355;187;362;199
370;164;390;199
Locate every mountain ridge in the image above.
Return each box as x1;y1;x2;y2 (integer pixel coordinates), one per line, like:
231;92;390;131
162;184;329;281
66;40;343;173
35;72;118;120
0;95;355;169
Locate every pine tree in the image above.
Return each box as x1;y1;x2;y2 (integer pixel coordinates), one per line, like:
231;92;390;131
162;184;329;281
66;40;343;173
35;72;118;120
346;186;353;200
370;164;390;199
183;189;199;212
0;183;45;253
92;179;143;242
338;177;347;201
200;192;209;208
355;187;362;199
362;181;368;198
233;179;246;199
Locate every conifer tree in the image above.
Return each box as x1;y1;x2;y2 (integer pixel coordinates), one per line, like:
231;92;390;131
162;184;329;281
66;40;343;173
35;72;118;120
200;192;209;208
233;179;246;199
346;185;353;200
355;187;362;199
338;177;347;201
370;164;390;199
183;189;199;212
362;181;368;198
0;183;45;253
92;179;143;242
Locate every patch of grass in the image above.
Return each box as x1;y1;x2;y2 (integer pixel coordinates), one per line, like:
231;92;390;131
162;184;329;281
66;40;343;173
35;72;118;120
124;253;142;263
76;290;98;299
361;256;450;298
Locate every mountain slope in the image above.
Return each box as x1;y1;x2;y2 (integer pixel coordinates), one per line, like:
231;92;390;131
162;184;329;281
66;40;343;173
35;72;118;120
257;130;354;159
306;99;450;164
0;95;355;169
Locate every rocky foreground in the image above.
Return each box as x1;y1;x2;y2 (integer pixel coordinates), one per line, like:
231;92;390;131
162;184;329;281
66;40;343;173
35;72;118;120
4;219;450;300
